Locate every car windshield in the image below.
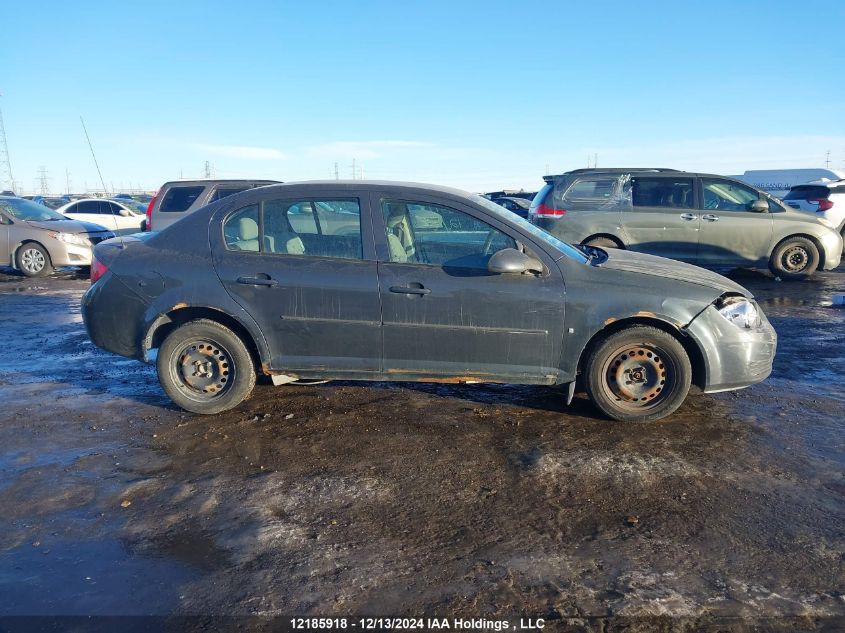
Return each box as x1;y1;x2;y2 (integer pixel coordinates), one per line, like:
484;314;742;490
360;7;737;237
0;197;67;221
472;194;589;263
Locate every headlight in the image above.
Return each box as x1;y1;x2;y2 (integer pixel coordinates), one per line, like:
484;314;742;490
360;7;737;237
717;296;760;329
48;232;90;247
818;217;835;229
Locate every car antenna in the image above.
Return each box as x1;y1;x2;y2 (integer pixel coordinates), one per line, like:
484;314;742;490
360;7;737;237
80;115;125;249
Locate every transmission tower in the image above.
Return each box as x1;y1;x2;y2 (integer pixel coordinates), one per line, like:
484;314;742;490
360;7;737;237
37;166;50;195
0;94;14;191
203;160;212;178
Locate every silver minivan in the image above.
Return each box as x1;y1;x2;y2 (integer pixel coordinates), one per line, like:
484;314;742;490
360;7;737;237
0;196;115;277
145;179;278;232
529;168;843;279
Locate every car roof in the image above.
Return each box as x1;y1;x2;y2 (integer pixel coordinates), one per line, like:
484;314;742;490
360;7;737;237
241;179;478;200
798;179;845;188
544;169;755;181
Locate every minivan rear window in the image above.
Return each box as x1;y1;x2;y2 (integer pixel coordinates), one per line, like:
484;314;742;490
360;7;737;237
784;185;830;201
159;186;205;212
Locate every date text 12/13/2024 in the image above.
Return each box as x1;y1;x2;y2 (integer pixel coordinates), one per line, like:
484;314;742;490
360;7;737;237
290;617;546;630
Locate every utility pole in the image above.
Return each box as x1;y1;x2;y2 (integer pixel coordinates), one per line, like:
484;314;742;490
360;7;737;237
37;166;49;195
0;93;14;192
334;162;339;180
360;162;365;180
825;150;831;169
351;158;357;180
65;169;71;194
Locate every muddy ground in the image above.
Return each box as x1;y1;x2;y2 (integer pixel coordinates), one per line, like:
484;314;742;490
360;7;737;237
0;265;843;631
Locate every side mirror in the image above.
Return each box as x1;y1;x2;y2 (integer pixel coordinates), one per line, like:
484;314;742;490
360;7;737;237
118;209;131;217
487;248;543;274
750;199;768;213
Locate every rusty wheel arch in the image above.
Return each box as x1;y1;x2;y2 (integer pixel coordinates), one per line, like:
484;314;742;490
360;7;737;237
576;316;706;391
145;306;267;374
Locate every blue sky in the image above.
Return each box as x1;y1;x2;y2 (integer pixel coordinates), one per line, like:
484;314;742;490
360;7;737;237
2;0;843;194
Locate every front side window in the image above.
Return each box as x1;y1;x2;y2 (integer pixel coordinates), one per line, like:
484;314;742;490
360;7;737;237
701;179;760;212
632;177;694;209
382;200;516;268
160;186;205;213
563;178;616;201
76;200;99;214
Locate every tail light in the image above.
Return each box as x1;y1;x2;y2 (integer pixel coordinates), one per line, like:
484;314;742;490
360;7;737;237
809;198;834;212
534;202;566;217
90;254;108;284
145;190;159;231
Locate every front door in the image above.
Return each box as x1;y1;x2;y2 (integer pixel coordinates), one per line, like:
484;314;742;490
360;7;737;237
212;194;381;373
696;178;773;266
374;195;566;381
621;176;699;262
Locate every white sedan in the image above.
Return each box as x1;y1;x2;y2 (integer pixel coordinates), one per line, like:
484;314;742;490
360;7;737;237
57;198;145;234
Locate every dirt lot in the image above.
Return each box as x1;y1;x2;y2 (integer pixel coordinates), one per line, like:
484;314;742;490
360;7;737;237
0;265;843;631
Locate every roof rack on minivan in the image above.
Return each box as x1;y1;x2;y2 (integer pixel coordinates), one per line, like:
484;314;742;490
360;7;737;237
542;168;680;183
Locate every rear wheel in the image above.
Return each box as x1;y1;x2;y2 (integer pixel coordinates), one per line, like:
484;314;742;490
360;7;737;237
582;236;621;249
585;326;691;422
768;236;819;279
16;242;53;277
157;319;256;414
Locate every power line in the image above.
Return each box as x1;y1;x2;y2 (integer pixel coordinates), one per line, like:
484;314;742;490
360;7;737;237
80;116;108;194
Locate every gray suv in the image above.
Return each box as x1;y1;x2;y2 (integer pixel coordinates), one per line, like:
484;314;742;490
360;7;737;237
145;179;278;232
529;168;843;279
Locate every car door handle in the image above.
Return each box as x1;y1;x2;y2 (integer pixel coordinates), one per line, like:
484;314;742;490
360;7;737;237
680;213;698;221
702;214;719;222
389;285;431;295
237;276;278;287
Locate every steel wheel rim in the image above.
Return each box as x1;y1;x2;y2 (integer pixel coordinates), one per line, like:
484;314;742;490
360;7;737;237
781;246;809;272
173;338;235;401
21;248;46;273
601;343;674;411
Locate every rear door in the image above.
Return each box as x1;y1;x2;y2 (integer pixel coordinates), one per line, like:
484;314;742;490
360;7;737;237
211;191;381;373
696;178;773;266
621;176;699;262
373;193;565;381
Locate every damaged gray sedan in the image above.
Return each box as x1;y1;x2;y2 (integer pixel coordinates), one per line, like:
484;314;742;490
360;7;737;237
82;181;776;422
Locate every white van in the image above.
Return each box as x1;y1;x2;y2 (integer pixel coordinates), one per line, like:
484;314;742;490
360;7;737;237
731;169;845;198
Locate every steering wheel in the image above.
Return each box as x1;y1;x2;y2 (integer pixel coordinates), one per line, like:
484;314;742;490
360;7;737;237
482;230;498;255
703;193;720;210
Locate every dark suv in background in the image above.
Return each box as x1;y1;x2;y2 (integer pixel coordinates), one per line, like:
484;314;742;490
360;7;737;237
529;168;843;279
145;179;279;231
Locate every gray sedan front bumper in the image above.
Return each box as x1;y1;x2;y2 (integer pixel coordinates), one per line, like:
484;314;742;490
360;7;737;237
686;303;777;393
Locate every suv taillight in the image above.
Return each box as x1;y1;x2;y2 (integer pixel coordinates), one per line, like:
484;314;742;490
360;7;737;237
535;202;566;217
90;254;108;284
809;198;834;212
145;190;159;231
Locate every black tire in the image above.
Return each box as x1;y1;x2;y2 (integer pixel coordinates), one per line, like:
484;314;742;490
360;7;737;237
768;236;819;280
585;326;691;423
16;242;53;277
157;319;256;414
583;237;621;249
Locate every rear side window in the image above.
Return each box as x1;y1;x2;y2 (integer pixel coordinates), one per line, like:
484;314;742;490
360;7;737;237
209;187;249;203
563;178;616;201
783;185;831;201
223;199;363;259
632;177;694;209
159;186;205;212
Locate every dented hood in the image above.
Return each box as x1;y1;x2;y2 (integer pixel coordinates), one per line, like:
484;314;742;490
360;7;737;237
599;248;752;297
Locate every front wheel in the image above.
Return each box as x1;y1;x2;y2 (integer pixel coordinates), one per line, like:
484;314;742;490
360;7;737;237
769;236;819;280
16;242;53;277
157;319;256;414
585;326;691;422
